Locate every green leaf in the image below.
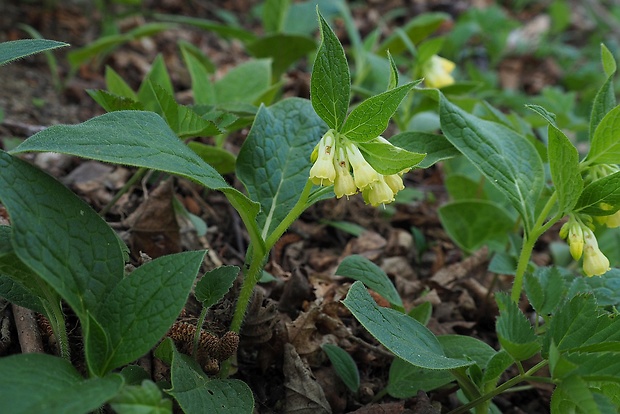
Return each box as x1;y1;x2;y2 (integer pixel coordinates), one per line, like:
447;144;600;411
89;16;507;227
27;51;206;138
341;81;421;142
321;344;360;392
213;59;272;105
567;269;620;307
387;51;398;90
357;137;425;175
141;81;225;138
187;142;237;175
0;39;69;66
137;54;174;105
342;281;472;370
378;13;449;55
439;97;544;236
152;14;256;43
551;375;601;414
0;151;124;319
567;352;620;382
86;90;144;112
387;357;454;398
180;43;215;106
236;98;327;239
167;344;254;413
574;171;620;216
0;253;49;314
526;104;557;126
11;111;260;231
586;105;620;165
195;265;239;309
105;66;138;100
390;131;460;168
262;0;291;33
543;294;620;356
439;335;497;367
481;350;514;386
336;255;403;308
408;301;432;325
601;43;617;78
0;353;123;414
246;34;316;79
87;251;206;375
438;200;515;252
547;124;583;213
590;76;616;141
310;9;351;130
495;293;540;361
110;380;172;414
524;267;567;317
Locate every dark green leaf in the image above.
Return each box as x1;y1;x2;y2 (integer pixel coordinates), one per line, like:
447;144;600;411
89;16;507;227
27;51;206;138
322;344;360;392
390;131;460;168
342;281;472;370
408;301;432;325
310;9;350;130
524;267;567;317
213;59;272;105
0;39;68;66
110;380;172;414
550;375;601;414
195;265;239;309
586;105;620;165
87;90;144;112
246;34;316;79
187;142;237;175
495;293;540;361
358;137;425;175
105;66;138;100
575;171;620;215
547;124;583;213
387;358;454;397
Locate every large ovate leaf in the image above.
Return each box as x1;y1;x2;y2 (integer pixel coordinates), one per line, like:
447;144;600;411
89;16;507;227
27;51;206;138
0;353;123;414
439;97;544;235
213;59;272;105
167;343;254;413
0;39;68;66
342;281;472;370
341;81;421;143
195;265;239;309
586;105;620;165
335;255;402;308
236;98;327;239
86;251;206;376
547;124;583;213
310;9;350;130
0;151;124;318
11;111;260;243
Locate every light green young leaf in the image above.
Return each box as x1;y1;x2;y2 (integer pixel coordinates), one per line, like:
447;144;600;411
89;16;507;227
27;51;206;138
378;13;449;55
547;124;583;213
262;0;291;33
110;380;172;414
601;43;617;78
195;265;239;309
439;97;544;236
180;43;215;106
438;200;515;252
336;255;403;308
0;151;124;319
341;80;421;143
574;171;620;216
495;293;540;361
213;59;272;105
105;66;138;100
586;105;620;165
137;54;174;108
0;39;68;66
342;281;472;370
310;9;351;130
408;301;432;325
390;131;460;168
526;104;557;126
86;90;144;112
357;137;425;175
0;353;123;414
167;345;254;413
322;344;360;392
589;45;617;139
179;39;215;75
236;98;327;239
387;51;398;90
481;350;514;386
86;251;206;376
11;111;260;229
246;34;316;80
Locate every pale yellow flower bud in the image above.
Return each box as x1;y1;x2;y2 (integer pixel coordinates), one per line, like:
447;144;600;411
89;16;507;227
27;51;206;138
595;203;620;228
309;131;336;186
568;223;584;261
333;147;357;198
423;55;456;89
582;228;610;277
384;173;405;194
362;176;394;207
345;143;379;190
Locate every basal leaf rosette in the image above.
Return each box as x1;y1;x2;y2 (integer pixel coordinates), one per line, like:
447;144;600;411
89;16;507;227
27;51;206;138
310;131;421;206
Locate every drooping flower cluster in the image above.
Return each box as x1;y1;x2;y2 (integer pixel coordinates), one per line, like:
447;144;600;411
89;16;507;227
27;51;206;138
422;55;456;89
560;215;610;277
309;130;406;206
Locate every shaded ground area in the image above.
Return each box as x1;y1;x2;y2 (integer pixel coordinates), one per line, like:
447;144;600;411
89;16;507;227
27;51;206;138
0;0;579;412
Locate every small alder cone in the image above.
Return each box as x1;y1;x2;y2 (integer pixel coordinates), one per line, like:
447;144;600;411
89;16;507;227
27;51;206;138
166;321;239;375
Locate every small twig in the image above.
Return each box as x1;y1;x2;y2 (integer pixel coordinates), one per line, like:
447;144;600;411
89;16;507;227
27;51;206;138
11;304;44;354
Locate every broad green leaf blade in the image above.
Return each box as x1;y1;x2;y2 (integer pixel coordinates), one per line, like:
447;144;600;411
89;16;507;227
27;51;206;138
439;97;544;235
88;251;206;375
387;358;453;398
335;255;402;308
236;98;327;239
574;171;620;216
310;9;350;130
0;353;123;414
342;281;472;370
213;59;272;105
357;138;425;175
10;111;260;229
601;43;617;78
439;335;497;367
110;380;172;414
551;375;601;414
321;344;360;392
105;66;138;100
195;265;239;309
567;269;620;307
590;77;616;140
0;39;68;66
568;352;620;381
495;293;540;361
438;200;515;252
246;34;316;80
547;125;583;213
586;105;620;165
524;267;567;317
168;345;254;413
0;252;50;314
341;81;420;143
187;142;237;175
137;54;174;106
390;131;460;168
481;350;514;386
87;89;144;112
0;151;124;318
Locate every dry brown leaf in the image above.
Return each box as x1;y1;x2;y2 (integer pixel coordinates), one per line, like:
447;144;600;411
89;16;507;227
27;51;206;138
283;343;332;414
